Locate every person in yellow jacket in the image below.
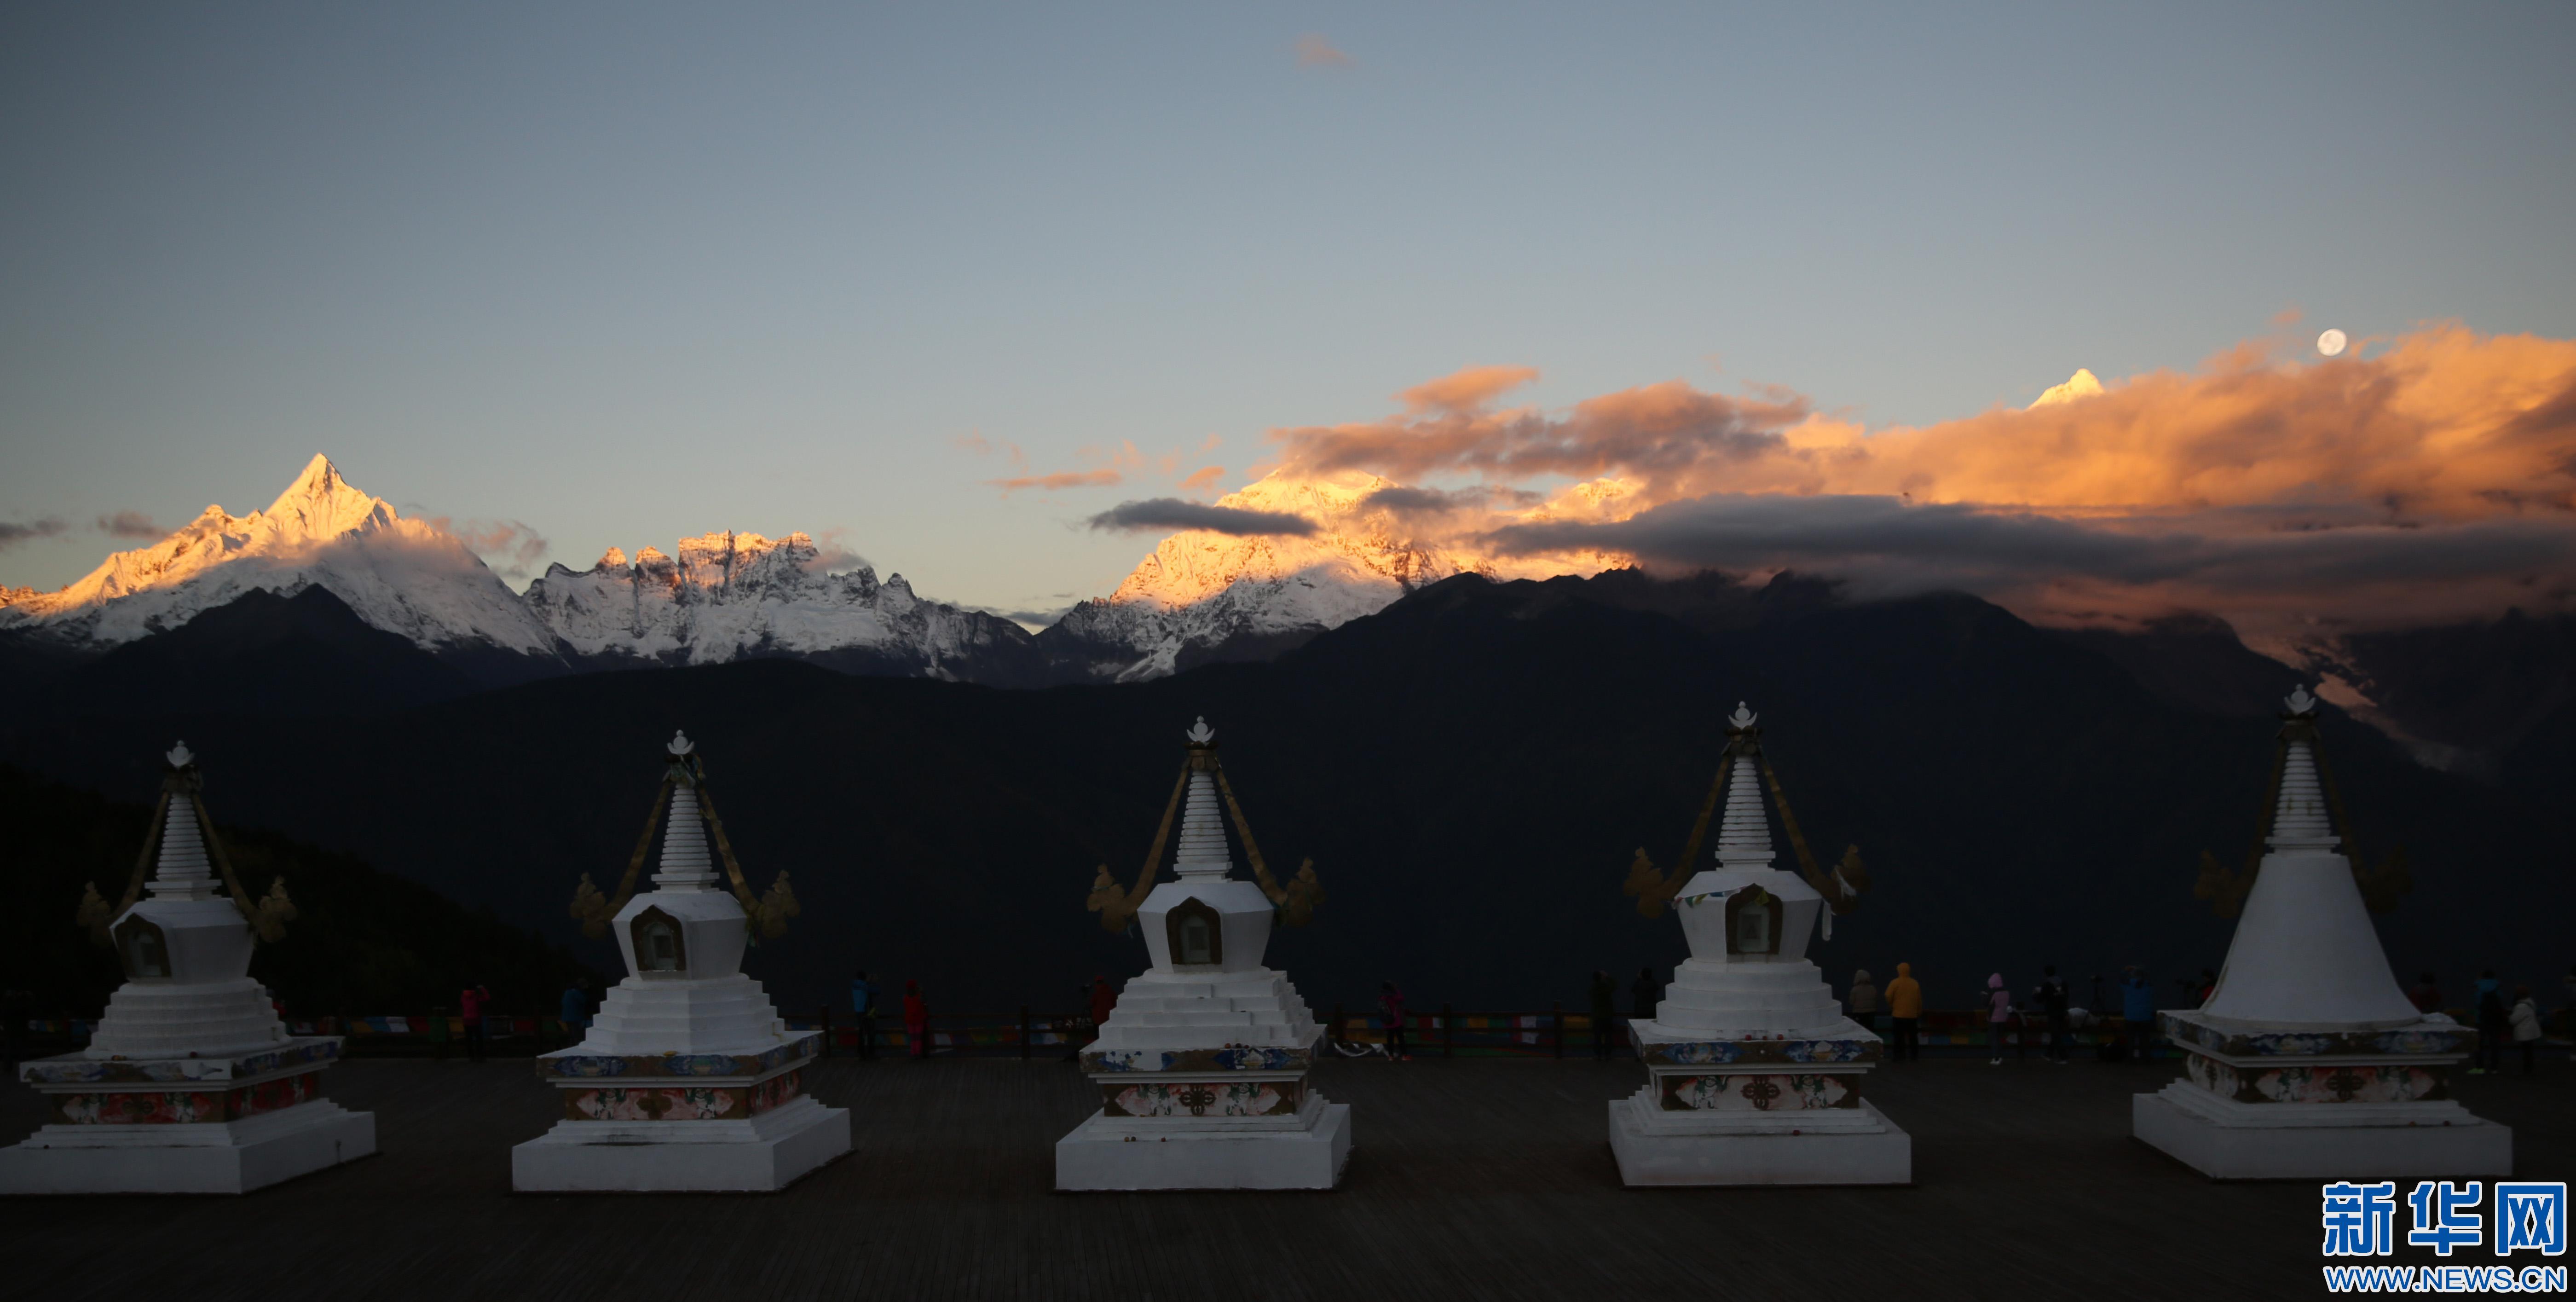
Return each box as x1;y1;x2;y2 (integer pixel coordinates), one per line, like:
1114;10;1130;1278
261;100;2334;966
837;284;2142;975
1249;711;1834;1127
1884;962;1923;1062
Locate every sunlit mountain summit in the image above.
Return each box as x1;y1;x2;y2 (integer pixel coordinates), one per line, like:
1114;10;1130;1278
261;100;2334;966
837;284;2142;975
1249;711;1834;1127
0;455;554;656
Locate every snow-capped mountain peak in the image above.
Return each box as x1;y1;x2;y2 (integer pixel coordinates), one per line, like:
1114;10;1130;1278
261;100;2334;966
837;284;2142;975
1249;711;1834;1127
260;452;394;539
0;454;557;654
1045;469;1607;681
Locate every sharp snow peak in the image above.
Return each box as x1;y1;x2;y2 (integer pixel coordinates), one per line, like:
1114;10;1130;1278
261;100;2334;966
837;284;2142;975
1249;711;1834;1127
2028;369;2105;409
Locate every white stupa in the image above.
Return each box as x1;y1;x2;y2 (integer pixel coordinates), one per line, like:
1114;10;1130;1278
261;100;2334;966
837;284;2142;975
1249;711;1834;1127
2;743;374;1195
1609;704;1910;1186
2134;687;2509;1178
513;731;849;1192
1056;717;1349;1191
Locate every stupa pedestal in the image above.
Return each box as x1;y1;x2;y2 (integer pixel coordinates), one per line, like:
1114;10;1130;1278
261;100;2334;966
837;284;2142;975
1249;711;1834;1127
2;745;373;1195
1057;719;1348;1191
512;733;848;1192
1609;706;1909;1187
2134;689;2508;1180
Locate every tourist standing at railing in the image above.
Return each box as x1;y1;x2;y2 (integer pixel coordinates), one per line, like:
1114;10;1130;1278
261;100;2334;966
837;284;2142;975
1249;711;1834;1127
2510;986;2542;1074
1984;974;2011;1066
0;986;27;1070
1089;975;1115;1037
1884;962;1921;1061
850;970;878;1061
2034;967;2070;1065
903;980;929;1060
2473;971;2508;1075
1848;969;1880;1034
1380;981;1410;1061
460;984;492;1064
1062;975;1114;1063
2119;966;2155;1062
1631;966;1660;1059
1588;971;1617;1062
2409;971;2443;1014
559;977;592;1040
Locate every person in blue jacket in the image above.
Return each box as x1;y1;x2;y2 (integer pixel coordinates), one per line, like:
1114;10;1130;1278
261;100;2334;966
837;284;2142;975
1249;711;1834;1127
2119;966;2157;1062
850;969;879;1061
557;976;592;1042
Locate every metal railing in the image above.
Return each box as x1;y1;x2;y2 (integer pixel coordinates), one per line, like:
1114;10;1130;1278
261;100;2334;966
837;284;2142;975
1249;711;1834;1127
12;1007;2563;1066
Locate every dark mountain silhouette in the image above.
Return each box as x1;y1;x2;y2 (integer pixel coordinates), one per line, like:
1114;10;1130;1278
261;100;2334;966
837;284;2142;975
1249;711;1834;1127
5;572;2564;1021
0;763;594;1018
37;586;483;718
2311;608;2576;781
2050;613;2307;718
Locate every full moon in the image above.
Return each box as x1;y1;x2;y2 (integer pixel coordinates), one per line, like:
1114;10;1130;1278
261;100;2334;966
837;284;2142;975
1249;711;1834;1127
2318;328;2348;357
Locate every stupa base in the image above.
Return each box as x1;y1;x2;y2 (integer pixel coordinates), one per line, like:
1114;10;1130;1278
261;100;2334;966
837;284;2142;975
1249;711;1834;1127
0;1100;375;1195
510;1097;850;1193
1607;1094;1910;1186
1055;1100;1351;1191
2133;1085;2510;1180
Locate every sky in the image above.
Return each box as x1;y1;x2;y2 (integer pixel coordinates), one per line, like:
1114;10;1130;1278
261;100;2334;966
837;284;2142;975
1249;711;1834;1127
2;2;2572;626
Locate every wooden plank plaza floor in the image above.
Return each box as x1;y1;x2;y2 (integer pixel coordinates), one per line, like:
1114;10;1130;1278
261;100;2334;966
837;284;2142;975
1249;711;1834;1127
3;1051;2566;1301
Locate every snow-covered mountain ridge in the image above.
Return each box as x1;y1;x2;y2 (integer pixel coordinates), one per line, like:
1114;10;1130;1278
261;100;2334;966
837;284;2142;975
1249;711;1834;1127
0;455;558;656
1;455;1595;686
524;530;1035;676
0;456;1040;682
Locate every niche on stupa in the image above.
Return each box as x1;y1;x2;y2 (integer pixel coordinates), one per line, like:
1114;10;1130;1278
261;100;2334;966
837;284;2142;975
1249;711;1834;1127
1166;897;1224;967
113;914;172;979
631;905;689;976
1725;886;1782;958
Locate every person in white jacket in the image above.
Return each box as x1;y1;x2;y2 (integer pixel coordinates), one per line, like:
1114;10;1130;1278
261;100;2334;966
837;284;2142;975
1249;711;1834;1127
2509;986;2545;1075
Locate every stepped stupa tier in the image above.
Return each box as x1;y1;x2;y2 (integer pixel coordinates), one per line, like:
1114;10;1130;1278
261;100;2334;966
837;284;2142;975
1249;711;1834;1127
2134;688;2509;1179
512;732;849;1192
1609;705;1909;1186
2;745;373;1195
1057;718;1348;1191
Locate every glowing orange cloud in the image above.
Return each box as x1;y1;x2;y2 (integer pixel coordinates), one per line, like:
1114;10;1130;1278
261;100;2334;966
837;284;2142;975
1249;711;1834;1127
1783;326;2576;521
1243;326;2576;635
1178;465;1224;492
986;440;1157;495
1398;365;1539;413
1294;35;1352;68
987;468;1123;494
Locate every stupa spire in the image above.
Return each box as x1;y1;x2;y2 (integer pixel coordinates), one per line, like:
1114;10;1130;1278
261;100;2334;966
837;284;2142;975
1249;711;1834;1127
146;742;219;902
2268;687;2337;850
653;731;718;889
1711;704;1773;866
1172;718;1231;879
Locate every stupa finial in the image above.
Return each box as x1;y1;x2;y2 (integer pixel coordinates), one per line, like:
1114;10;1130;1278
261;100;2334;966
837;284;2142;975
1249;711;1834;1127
1727;702;1758;731
667;730;695;757
1186;717;1215;746
2284;685;2318;717
165;741;195;769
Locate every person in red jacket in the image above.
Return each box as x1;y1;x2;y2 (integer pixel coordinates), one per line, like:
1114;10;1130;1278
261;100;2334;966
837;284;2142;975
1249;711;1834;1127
1984;973;2011;1066
903;980;930;1060
1088;975;1116;1037
459;984;492;1064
